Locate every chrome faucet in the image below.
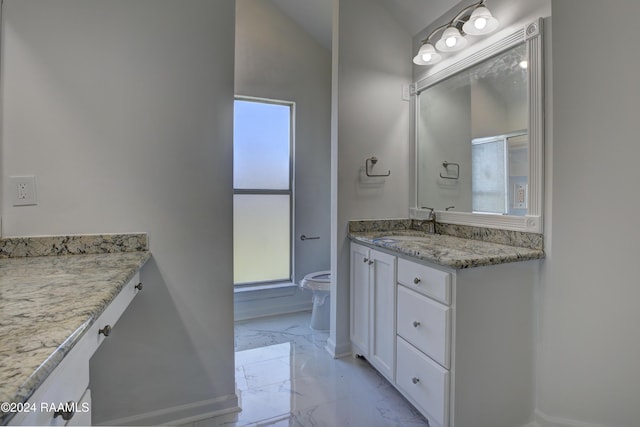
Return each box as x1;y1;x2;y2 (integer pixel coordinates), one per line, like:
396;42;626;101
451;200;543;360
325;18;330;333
445;206;455;211
419;207;437;234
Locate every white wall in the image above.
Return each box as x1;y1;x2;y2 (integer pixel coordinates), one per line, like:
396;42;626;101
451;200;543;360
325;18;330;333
1;0;237;424
234;0;331;320
536;1;640;426
330;0;412;356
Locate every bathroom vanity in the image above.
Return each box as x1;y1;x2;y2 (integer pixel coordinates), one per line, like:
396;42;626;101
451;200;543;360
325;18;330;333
0;234;150;426
349;221;543;427
347;9;547;427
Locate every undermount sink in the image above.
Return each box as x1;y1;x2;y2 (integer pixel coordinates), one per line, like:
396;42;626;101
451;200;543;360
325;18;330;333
372;235;434;244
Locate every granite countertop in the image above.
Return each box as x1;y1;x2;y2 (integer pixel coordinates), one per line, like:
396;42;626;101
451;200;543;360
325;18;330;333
0;249;151;425
349;229;544;269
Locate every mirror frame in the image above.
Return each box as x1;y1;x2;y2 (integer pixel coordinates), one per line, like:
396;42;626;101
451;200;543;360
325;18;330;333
412;19;544;233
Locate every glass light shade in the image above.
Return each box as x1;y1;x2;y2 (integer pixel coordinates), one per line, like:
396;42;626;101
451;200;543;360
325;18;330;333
462;6;499;35
435;26;467;52
413;43;441;65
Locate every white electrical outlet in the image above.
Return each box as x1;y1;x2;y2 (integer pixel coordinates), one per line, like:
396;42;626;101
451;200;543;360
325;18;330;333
17;183;28;200
10;176;38;206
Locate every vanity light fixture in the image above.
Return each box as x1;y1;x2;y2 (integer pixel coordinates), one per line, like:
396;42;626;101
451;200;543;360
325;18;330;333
413;0;499;66
435;26;467;52
462;5;499;35
415;42;441;65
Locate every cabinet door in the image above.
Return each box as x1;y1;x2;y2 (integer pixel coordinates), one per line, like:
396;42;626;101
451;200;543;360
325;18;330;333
369;249;396;381
350;243;370;357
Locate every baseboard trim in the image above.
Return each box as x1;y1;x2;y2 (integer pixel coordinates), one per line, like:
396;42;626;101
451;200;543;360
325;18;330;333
96;393;240;426
234;302;312;321
535;409;609;427
324;337;351;359
324;336;338;358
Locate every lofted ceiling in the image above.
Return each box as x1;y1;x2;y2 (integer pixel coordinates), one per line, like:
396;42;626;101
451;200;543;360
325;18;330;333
269;0;333;49
378;0;461;36
269;0;460;50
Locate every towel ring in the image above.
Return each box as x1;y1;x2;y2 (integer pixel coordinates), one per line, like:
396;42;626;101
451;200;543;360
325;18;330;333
439;161;460;179
365;156;391;177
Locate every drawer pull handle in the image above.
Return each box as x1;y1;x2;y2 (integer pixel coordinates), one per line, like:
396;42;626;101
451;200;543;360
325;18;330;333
413;321;421;328
53;401;75;421
413;277;421;284
412;377;420;384
99;324;112;337
135;282;143;291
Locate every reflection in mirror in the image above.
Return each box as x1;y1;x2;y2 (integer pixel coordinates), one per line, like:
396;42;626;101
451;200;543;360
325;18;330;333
471;130;527;214
417;43;529;215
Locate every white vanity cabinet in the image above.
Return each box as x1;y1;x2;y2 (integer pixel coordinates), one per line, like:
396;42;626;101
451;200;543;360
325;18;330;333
349;243;396;382
9;273;143;427
350;242;537;427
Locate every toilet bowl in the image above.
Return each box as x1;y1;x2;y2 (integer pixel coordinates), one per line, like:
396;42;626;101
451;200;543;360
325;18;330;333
300;270;331;330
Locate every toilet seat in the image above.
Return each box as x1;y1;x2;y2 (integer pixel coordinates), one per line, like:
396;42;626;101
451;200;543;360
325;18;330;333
300;270;331;292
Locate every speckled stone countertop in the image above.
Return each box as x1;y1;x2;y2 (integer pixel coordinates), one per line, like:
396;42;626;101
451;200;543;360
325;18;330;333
349;220;544;269
0;234;150;425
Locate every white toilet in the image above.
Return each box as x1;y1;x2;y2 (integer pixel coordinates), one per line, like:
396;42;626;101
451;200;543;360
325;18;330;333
300;270;331;330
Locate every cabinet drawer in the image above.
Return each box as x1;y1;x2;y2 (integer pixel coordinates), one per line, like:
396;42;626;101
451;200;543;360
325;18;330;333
397;258;451;304
396;337;449;427
82;273;141;356
397;285;450;368
12;346;89;426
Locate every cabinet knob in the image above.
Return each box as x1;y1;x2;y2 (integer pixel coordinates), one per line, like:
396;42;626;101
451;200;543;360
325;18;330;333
99;324;112;337
53;402;75;421
413;277;421;284
412;377;420;384
413;321;421;328
368;260;374;265
135;282;143;291
363;258;369;263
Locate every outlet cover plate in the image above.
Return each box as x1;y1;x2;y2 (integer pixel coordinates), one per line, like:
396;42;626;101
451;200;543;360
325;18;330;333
10;176;38;206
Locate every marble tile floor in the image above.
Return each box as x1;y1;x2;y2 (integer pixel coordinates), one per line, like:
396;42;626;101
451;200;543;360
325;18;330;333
187;311;429;427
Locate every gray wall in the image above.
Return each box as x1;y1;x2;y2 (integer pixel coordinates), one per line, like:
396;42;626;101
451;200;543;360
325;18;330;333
1;0;237;424
536;1;640;426
234;0;331;320
331;0;412;356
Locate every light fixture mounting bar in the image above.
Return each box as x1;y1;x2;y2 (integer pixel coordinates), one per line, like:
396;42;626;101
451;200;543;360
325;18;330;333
420;0;486;45
413;0;498;66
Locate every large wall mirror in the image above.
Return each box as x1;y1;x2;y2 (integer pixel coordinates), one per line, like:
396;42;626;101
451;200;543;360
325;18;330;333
414;20;544;233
